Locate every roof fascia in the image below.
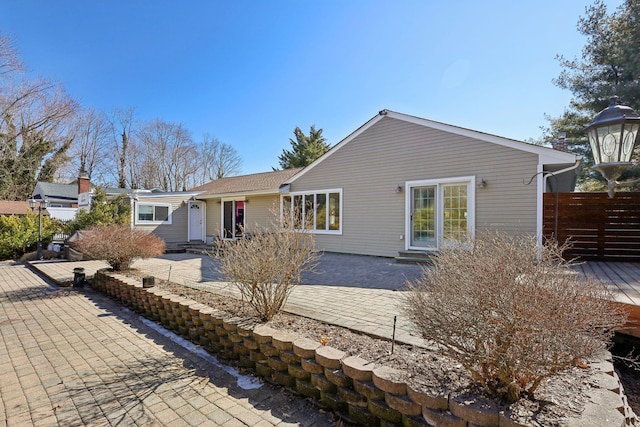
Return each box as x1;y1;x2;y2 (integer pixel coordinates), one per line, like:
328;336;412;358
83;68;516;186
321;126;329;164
196;189;280;200
287;111;578;185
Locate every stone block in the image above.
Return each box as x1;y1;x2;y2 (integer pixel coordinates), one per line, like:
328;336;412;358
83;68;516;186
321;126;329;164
373;366;410;395
273;371;296;388
279;350;300;365
267;356;288;372
260;342;280;357
368;398;402;423
311;373;337;393
422;408;466;427
316;346;345;369
401;413;430;427
242;337;259;350
337;385;368;407
252;325;277;343
407;382;449;410
249;350;267;363
254;361;273;379
293;337;321;358
272;330;298;351
324;367;352;388
296;379;321;399
320;391;348;412
287;364;310;380
449;395;500;426
348;404;378;426
386;392;421;417
342;355;375;381
301;357;325;375
353;379;386;401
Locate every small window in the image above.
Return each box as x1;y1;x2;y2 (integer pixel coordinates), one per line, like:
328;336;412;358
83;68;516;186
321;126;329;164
135;203;172;224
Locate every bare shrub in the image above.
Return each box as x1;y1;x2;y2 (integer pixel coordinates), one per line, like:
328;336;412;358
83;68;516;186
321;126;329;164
71;224;165;271
404;231;627;403
215;207;319;321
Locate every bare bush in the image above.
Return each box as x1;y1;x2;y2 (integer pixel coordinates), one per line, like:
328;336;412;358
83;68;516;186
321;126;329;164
71;224;165;271
404;231;627;403
215;208;319;321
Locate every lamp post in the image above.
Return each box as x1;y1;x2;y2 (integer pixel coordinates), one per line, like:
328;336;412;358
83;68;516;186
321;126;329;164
585;95;640;197
27;197;48;260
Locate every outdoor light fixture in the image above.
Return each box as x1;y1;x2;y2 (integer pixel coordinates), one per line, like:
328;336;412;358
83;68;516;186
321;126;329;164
395;184;404;193
585;95;640;197
477;178;488;188
27;197;48;260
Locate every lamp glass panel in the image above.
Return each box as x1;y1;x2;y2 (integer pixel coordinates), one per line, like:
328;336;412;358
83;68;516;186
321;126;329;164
588;131;601;165
597;125;622;162
622;122;639;160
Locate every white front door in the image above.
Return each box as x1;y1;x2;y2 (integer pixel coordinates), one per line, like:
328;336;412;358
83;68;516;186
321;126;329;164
188;201;205;241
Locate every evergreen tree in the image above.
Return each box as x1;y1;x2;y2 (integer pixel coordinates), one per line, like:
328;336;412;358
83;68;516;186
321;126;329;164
545;0;640;190
277;125;330;169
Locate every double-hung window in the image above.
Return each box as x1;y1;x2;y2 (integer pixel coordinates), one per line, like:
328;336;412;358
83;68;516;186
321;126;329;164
282;189;341;233
135;203;172;225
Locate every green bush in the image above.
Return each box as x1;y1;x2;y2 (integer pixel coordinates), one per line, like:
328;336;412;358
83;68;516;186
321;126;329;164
64;187;131;234
70;224;165;271
0;213;58;260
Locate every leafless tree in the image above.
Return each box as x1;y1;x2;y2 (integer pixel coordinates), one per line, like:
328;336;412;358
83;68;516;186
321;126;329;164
107;107;136;188
215;206;318;321
196;133;242;183
56;108;109;182
134;118;198;191
0;32;78;200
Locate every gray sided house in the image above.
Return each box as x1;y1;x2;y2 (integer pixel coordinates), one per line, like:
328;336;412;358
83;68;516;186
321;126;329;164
148;110;579;256
130;191;204;246
280;110;580;257
189;169;302;241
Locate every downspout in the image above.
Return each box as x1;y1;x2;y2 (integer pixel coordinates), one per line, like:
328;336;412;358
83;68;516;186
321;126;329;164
537;158;582;248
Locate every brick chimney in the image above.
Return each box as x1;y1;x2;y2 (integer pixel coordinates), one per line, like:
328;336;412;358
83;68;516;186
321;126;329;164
78;171;91;195
551;132;569;152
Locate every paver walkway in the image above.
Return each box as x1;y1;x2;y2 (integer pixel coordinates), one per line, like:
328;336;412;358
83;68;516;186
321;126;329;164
32;253;428;348
0;263;334;426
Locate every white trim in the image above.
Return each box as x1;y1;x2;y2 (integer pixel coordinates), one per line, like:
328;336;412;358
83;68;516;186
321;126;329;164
281;188;343;235
536;164;544;250
405;176;475;251
134;201;172;225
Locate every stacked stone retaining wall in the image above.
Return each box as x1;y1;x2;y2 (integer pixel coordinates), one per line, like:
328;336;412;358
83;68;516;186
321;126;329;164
92;270;638;427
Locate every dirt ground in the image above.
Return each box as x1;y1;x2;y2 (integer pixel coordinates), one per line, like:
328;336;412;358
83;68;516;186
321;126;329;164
140;277;634;426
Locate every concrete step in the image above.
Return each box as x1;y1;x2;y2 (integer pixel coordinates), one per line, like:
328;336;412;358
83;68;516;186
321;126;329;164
395;251;436;265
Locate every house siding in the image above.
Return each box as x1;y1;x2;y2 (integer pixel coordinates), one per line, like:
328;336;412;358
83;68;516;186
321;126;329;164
134;195;190;244
203;195;280;239
289;117;540;257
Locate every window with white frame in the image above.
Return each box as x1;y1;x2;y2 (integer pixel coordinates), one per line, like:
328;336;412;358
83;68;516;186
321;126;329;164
135;202;172;225
282;189;341;233
407;177;474;249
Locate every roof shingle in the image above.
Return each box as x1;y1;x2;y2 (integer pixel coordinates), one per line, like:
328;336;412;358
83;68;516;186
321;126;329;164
189;168;302;196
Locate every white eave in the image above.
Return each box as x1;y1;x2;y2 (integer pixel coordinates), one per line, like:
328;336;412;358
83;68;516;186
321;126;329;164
288;110;580;184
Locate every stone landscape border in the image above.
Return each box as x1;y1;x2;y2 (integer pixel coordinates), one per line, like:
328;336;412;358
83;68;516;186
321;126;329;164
92;270;637;426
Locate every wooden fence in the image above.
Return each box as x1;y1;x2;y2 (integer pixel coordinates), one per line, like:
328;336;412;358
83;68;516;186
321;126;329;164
543;192;640;262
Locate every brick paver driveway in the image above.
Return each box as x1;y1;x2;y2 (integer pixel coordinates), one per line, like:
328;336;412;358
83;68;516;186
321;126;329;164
0;263;334;426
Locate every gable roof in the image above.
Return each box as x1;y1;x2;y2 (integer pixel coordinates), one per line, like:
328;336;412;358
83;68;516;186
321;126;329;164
287;110;580;184
0;201;34;216
189;168;303;198
34;181;78;203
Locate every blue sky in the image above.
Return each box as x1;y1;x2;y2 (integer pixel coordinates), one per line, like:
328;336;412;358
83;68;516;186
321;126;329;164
0;0;623;175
